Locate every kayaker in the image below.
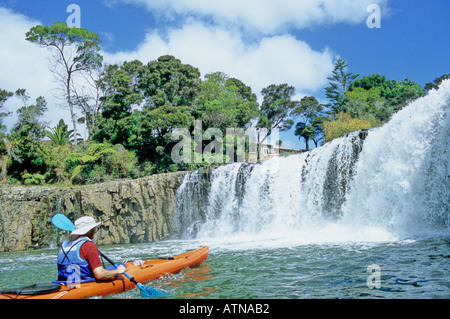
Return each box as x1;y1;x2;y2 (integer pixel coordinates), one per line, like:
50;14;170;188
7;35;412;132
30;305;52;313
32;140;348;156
57;216;126;283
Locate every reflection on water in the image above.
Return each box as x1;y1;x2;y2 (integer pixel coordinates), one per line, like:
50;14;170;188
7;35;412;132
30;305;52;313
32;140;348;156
0;237;449;299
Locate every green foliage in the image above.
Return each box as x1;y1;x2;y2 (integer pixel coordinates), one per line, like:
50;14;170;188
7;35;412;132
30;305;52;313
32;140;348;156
22;173;45;185
0;89;13;132
67;142;115;182
347;74;426;119
322;72;426;144
323;112;381;143
26;21;103;146
424;74;450;92
25;21;102;71
257;83;301;145
3;28;438;184
325;59;359;114
98;60;144;121
294;96;326;150
45;119;81;146
6;90;48;181
66;141;138;184
141;55;201;109
38;143;73;184
193;72;259;130
343;87;388;120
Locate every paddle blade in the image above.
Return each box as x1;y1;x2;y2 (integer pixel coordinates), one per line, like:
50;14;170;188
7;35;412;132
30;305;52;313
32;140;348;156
136;283;169;298
52;214;75;231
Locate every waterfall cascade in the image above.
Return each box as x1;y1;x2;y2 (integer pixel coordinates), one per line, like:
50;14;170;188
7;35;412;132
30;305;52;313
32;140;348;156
174;81;450;244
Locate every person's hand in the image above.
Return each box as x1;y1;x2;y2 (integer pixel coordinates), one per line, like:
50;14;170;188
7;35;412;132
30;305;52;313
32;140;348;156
116;264;126;274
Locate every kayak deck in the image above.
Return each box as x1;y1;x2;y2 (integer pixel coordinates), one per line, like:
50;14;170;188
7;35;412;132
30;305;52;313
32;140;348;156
0;246;209;299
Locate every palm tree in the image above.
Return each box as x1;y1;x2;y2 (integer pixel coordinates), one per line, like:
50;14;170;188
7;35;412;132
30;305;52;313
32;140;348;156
45;119;81;145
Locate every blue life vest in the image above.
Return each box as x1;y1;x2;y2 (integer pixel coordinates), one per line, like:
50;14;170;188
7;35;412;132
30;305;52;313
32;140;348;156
55;237;96;284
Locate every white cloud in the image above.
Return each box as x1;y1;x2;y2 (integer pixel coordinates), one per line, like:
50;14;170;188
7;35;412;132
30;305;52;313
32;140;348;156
107;0;389;34
0;7;70;130
0;7;52;96
102;0;391;100
104;21;335;99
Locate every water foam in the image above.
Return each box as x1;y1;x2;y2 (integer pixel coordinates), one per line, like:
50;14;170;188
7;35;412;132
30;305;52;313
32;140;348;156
174;81;450;247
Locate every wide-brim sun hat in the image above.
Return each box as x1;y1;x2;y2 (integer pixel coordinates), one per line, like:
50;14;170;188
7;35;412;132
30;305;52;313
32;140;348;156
71;216;101;235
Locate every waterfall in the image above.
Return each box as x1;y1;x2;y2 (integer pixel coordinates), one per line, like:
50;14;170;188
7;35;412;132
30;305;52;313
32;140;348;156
174;81;450;244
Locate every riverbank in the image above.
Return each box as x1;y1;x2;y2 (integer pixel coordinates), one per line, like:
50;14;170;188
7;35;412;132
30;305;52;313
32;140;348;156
0;171;186;252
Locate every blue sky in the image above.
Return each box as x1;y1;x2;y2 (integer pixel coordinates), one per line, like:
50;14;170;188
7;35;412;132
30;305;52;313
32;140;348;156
0;0;449;149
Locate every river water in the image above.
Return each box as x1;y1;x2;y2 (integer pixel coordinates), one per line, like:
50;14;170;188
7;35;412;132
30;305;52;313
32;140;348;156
1;82;449;299
0;236;449;299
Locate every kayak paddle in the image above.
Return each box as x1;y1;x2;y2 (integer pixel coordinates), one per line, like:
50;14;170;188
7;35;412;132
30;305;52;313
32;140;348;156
52;213;77;232
51;213;169;298
98;251;168;297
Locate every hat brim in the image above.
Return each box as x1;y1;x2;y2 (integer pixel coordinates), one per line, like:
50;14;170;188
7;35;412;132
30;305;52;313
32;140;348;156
71;221;101;235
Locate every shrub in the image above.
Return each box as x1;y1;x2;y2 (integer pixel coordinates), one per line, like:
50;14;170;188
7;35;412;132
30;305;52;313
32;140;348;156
66;141;138;184
323;112;380;143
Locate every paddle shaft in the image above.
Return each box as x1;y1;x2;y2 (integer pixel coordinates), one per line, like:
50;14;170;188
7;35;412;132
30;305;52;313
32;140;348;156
98;251;138;285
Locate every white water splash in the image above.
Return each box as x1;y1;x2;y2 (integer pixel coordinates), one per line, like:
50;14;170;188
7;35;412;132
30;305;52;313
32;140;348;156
341;80;450;237
174;81;450;248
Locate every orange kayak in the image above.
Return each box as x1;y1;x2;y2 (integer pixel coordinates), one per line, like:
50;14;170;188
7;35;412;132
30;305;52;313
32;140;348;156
0;246;209;299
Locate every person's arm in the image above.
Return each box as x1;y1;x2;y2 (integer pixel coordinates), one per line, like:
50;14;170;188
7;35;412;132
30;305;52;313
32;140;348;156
80;241;126;281
92;264;126;281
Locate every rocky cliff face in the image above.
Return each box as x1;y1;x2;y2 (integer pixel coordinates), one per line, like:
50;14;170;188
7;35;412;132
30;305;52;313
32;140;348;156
0;171;186;252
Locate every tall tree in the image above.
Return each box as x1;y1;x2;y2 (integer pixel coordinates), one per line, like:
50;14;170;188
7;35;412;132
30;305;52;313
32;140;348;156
256;83;301;159
140;55;201;110
193;72;259;130
138;56;201;162
26;21;103;146
294;96;326;150
94;60;144;149
325;58;359;114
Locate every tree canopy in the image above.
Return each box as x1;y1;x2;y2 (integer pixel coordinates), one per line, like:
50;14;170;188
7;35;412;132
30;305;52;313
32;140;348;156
26;21;103;146
0;22;436;185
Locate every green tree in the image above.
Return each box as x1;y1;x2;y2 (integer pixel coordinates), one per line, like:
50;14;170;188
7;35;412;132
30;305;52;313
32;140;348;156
325;59;359;114
99;60;144;120
256;84;301;157
140;55;201;110
193;72;259;130
45;119;80;146
96;56;201;168
13;89;48;139
94;60;144;149
295;122;314;151
0;89;13;181
7;89;48;181
293;96;326;150
137;56;201;165
343;87;388;120
424;73;450;92
348;74;426;120
26;21;103;146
